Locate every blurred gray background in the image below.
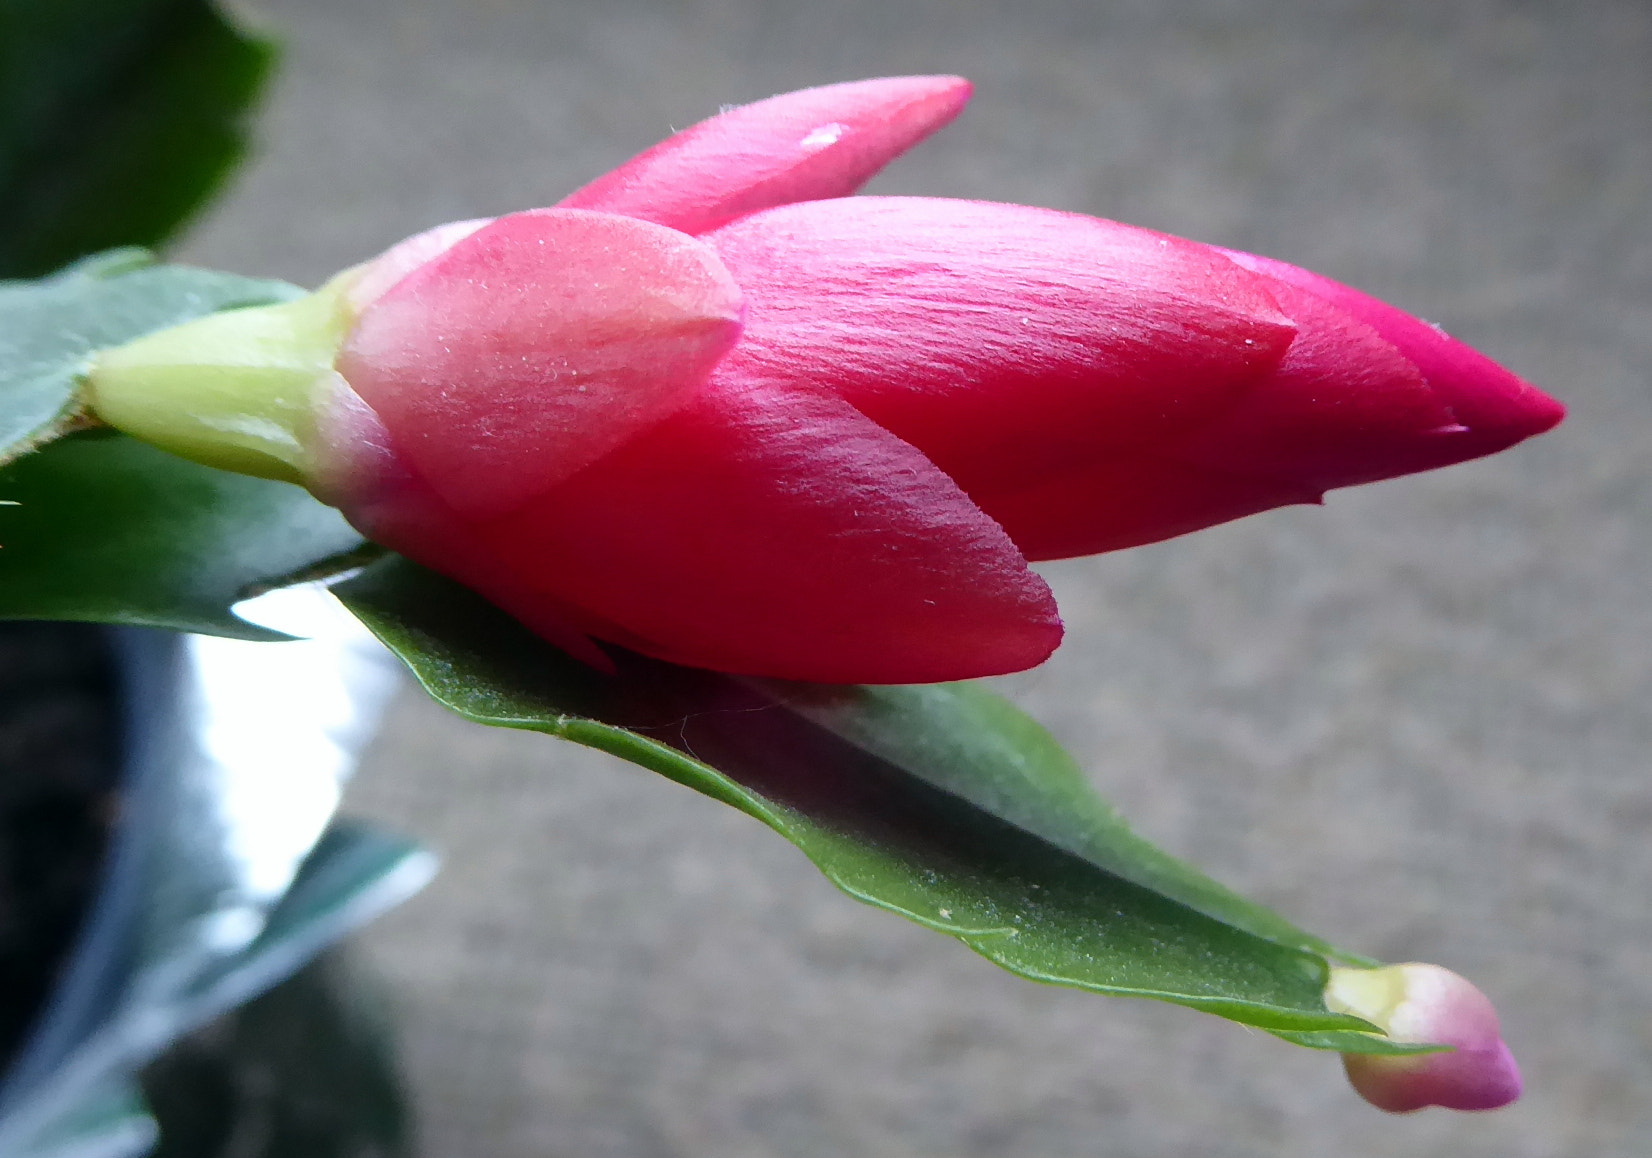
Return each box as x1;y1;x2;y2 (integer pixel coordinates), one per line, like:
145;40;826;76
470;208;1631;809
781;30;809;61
183;1;1648;1154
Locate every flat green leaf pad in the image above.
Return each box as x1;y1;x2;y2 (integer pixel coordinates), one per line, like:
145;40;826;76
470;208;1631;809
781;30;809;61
0;432;367;640
336;558;1395;1039
0;249;301;463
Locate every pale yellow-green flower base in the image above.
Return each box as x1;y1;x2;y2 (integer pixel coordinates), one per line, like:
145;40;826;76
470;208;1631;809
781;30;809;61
86;269;361;486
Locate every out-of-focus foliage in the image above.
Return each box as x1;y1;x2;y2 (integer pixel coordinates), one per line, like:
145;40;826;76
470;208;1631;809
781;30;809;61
0;0;275;279
143;954;410;1158
0;431;369;639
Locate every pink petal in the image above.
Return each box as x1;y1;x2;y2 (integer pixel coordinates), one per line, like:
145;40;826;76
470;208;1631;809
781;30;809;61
559;77;973;236
1343;1041;1524;1115
703;197;1297;494
467;379;1063;683
312;373;614;669
338;208;744;518
969;453;1323;561
345;217;494;313
1221;249;1566;454
1164;272;1472;490
1329;963;1523;1114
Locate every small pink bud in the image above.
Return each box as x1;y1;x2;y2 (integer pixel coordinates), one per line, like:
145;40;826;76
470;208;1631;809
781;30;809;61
1327;963;1523;1113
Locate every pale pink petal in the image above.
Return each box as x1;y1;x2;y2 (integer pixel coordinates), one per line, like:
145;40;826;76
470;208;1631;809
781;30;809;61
345;217;495;314
559;77;973;235
312;372;614;669
338;208;744;518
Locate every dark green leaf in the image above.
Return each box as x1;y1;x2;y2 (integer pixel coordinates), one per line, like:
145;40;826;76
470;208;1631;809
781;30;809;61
0;248;302;463
0;432;368;640
2;822;432;1158
335;558;1392;1039
143;954;410;1158
0;0;276;278
135;825;431;1158
1269;1028;1448;1055
770;680;1373;962
11;1078;155;1158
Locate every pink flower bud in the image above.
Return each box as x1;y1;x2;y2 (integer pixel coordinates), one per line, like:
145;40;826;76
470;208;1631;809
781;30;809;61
88;77;1564;683
1327;963;1523;1113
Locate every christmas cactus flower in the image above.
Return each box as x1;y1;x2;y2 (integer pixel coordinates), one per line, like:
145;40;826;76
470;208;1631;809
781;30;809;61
86;76;1563;683
1327;963;1523;1112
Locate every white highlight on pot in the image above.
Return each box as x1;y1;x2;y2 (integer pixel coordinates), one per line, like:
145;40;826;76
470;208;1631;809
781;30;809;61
184;583;404;948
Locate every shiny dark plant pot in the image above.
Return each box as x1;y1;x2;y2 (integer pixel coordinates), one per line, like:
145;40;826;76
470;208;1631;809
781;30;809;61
0;601;431;1158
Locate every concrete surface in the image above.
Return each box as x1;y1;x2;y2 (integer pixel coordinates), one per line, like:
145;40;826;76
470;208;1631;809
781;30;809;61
182;1;1649;1154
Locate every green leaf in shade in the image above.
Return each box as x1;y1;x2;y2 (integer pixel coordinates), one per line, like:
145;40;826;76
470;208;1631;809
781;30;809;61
142;954;411;1158
1268;1028;1448;1055
771;680;1370;963
2;823;433;1158
0;248;302;463
0;0;276;279
0;431;369;640
335;557;1422;1047
10;1078;155;1158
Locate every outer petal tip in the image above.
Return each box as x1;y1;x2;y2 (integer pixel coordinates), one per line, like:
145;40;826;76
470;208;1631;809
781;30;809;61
560;76;974;234
1329;963;1522;1113
1499;375;1567;439
1373;312;1564;453
1223;248;1565;465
